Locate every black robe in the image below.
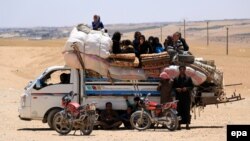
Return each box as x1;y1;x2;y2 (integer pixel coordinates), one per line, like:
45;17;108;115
173;75;193;124
157;79;173;104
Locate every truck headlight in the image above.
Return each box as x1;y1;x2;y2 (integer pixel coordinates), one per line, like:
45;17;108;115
20;94;26;107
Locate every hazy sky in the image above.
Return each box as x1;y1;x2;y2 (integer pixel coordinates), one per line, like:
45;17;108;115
0;0;250;27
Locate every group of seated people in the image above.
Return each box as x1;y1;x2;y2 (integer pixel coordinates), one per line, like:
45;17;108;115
111;31;190;58
95;96;140;130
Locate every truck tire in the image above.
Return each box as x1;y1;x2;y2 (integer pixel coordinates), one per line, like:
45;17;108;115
178;54;194;64
47;109;61;129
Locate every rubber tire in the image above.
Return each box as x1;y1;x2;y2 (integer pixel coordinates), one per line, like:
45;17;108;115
47;109;61;129
178;54;194;64
165;110;179;131
53;112;72;135
81;117;94;135
178;54;194;63
130;111;152;131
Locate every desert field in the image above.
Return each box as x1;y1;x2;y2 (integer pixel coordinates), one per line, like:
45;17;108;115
0;20;250;141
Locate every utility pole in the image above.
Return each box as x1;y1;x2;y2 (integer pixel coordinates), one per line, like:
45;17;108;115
226;27;229;55
184;19;186;38
207;21;209;46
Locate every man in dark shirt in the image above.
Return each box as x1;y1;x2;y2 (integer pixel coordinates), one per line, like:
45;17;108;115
172;65;194;130
98;102;122;129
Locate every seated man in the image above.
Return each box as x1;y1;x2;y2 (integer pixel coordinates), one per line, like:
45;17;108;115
120;106;133;129
98;102;122;130
59;73;70;84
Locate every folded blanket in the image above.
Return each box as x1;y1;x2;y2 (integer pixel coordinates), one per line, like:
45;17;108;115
109;53;135;60
110;57;139;67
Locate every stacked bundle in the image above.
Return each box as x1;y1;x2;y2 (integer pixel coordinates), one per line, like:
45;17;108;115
108;53;139;68
140;52;170;77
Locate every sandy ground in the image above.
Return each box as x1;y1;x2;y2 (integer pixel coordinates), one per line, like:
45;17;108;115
0;20;250;141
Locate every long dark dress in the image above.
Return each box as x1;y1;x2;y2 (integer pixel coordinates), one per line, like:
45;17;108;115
173;75;193;124
157;79;173;104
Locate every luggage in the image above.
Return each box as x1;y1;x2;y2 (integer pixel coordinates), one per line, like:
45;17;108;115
163;65;207;86
178;54;195;64
109;53;139;68
140;52;170;77
63;26;112;59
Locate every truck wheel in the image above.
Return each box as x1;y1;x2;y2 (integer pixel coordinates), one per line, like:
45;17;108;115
47;109;61;129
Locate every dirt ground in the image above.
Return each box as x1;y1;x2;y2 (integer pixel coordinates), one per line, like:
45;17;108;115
0;20;250;141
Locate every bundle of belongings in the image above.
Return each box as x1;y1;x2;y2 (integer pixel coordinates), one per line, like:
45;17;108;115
63;24;223;87
108;53;139;68
140;52;170;77
63;24;146;80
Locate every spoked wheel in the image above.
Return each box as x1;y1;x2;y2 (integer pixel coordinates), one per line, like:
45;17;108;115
53;112;72;135
165;110;179;131
130;111;151;131
80;116;94;135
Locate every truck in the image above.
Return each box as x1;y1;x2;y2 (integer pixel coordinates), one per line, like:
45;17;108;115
18;65;161;128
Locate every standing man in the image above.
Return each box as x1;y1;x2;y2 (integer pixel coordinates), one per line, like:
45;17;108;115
172;65;193;130
92;15;104;30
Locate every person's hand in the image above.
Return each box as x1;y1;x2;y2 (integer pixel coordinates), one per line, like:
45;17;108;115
176;88;182;93
182;87;187;92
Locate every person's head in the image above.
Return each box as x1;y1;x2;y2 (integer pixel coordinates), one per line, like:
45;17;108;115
179;65;186;76
139;35;146;45
60;73;68;84
173;32;181;42
165;35;173;46
105;102;113;110
160;72;170;80
93;15;98;22
122;40;132;46
112;32;122;41
127;106;133;114
154;37;160;44
133;96;140;104
134;31;141;39
148;36;154;44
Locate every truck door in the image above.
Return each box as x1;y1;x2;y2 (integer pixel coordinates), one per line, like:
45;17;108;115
30;69;73;119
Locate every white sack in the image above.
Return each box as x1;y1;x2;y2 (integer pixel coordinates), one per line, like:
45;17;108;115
63;26;112;59
163;65;207;86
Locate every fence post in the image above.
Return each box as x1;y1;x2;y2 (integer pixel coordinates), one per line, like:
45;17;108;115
207;21;209;46
184;19;186;38
226;27;229;55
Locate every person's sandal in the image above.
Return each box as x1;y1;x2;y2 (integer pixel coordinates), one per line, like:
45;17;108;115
177;125;181;130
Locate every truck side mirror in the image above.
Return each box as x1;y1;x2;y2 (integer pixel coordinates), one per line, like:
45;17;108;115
35;80;42;89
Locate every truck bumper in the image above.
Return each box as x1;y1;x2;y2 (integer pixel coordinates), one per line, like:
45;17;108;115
18;106;31;121
18;115;31;121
